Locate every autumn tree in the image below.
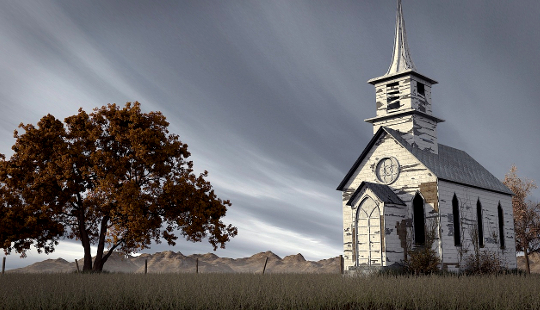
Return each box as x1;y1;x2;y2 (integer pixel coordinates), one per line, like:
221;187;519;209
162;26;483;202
0;102;237;272
503;165;540;274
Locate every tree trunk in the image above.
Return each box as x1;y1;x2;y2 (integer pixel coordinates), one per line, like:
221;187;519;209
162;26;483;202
525;250;531;274
77;210;93;271
92;216;110;272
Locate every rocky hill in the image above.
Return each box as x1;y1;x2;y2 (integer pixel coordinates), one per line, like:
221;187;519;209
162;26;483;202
10;251;536;274
7;251;341;274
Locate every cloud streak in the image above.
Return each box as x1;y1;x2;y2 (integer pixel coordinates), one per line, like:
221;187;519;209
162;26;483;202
1;0;539;270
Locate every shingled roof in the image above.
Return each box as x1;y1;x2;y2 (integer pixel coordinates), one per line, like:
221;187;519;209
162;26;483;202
346;181;406;206
337;127;513;196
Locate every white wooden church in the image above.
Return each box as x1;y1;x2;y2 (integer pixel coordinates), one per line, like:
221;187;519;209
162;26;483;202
337;1;516;272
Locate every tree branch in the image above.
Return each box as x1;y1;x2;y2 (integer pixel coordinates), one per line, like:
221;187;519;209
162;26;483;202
100;239;124;267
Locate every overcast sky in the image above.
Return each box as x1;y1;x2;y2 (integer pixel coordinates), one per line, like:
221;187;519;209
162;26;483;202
2;0;539;270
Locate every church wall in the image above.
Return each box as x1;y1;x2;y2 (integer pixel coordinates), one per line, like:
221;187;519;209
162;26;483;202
438;180;516;271
372;116;438;153
412;117;438;153
372;114;413;135
410;76;433;115
373;76;412;118
347;190;408;268
342;133;437;270
382;202;409;266
373;75;434;121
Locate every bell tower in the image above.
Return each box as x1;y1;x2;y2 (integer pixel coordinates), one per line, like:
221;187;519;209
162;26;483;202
365;0;444;154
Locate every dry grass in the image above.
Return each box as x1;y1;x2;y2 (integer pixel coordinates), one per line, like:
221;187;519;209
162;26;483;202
0;273;538;309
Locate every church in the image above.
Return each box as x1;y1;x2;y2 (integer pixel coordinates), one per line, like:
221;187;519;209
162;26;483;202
337;1;516;272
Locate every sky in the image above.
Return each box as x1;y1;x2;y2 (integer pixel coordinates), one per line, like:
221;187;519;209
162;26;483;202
1;0;539;270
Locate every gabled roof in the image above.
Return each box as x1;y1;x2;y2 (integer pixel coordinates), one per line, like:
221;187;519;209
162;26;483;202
337;127;513;196
346;181;406;206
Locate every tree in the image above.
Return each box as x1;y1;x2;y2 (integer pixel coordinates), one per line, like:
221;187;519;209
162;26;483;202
0;102;237;272
503;165;540;274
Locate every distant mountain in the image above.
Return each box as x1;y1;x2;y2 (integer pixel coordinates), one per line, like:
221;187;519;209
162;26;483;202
7;251;341;274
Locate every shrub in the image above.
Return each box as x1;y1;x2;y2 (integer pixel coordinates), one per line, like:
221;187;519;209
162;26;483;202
463;250;506;275
402;219;441;275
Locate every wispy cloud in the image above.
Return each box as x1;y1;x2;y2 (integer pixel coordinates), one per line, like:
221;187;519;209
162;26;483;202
1;0;539;270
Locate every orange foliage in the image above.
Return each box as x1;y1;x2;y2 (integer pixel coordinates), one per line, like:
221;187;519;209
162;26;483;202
503;165;540;274
0;102;237;271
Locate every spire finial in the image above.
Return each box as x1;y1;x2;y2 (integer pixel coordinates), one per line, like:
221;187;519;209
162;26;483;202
385;0;416;75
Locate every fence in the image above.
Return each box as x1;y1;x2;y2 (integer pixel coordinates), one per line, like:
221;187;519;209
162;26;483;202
2;255;345;274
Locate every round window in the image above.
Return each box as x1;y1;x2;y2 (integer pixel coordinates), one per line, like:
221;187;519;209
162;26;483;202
376;157;400;184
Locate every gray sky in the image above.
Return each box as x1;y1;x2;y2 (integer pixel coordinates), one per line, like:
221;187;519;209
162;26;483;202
2;0;539;270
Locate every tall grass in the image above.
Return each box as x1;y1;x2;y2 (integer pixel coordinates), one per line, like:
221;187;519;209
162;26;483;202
0;273;538;309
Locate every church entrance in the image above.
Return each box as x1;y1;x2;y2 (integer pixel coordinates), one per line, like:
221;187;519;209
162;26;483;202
356;197;382;266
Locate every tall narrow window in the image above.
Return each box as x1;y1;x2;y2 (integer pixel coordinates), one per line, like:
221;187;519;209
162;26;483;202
477;200;484;248
417;82;425;96
452;194;461;246
386;82;400;110
413;194;425;245
498;203;505;249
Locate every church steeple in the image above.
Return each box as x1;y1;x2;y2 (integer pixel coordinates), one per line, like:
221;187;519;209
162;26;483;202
386;0;416;75
365;0;444;154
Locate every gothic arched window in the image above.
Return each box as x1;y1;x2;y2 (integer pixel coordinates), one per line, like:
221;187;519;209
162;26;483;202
498;203;505;249
413;194;425;245
477;199;484;248
452;194;461;246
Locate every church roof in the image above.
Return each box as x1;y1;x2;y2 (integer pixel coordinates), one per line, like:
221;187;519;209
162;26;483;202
346;181;406;206
337;127;513;196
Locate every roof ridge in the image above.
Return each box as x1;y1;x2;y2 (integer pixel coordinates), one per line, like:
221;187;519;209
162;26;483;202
338;126;513;195
346;181;406;206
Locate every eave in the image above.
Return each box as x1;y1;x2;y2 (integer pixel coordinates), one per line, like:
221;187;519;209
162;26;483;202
364;109;445;124
336;127;387;191
367;70;438;86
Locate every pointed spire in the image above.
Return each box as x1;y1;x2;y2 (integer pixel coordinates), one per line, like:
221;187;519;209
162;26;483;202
385;0;416;75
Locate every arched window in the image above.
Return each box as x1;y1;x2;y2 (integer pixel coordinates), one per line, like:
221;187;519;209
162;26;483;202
477;199;484;248
355;197;382;266
413;194;425;245
498;203;505;249
452;194;461;246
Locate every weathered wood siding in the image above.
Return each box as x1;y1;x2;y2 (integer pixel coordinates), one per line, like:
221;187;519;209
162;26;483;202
370;76;438;153
347;188;408;268
438;180;516;271
342;133;437;270
373;76;434;119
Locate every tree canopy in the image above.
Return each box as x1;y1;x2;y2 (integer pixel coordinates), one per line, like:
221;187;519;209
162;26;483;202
503;165;540;274
0;102;237;271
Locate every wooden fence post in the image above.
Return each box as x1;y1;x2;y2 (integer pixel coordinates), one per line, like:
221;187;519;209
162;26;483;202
196;258;199;274
145;259;148;274
75;259;80;273
2;257;5;274
340;255;344;275
262;257;268;274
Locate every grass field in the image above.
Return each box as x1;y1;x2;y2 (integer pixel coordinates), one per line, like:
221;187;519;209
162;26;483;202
0;273;538;309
